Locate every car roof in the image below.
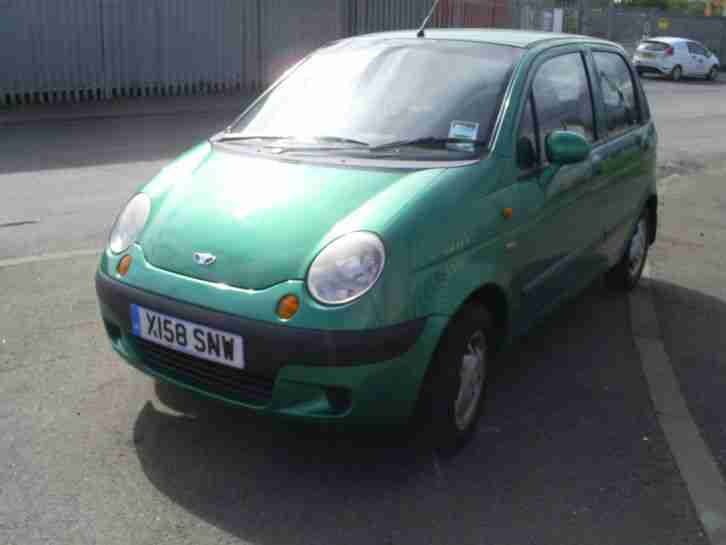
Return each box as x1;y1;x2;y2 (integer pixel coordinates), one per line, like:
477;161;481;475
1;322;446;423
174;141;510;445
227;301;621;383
353;28;619;49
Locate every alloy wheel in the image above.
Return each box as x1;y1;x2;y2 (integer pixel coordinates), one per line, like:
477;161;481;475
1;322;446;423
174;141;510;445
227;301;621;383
628;217;648;280
454;330;487;432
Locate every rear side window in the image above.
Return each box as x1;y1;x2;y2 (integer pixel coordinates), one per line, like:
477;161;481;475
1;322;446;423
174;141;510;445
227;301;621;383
532;52;595;164
638;41;669;52
592;52;640;137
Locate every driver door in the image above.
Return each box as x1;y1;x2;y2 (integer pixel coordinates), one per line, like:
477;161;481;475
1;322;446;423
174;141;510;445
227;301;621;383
687;42;709;76
511;51;602;325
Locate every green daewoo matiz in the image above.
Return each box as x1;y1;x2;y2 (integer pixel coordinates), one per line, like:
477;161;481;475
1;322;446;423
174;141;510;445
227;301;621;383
96;29;657;450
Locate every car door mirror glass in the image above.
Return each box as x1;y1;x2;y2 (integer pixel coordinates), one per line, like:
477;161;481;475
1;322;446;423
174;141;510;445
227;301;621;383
545;130;591;165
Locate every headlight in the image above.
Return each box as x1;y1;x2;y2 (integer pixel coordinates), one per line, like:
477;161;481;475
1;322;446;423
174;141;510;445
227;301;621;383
307;232;386;305
109;194;151;254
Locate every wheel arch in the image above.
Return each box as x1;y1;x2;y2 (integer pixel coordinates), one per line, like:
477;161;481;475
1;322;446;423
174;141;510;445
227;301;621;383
461;282;509;353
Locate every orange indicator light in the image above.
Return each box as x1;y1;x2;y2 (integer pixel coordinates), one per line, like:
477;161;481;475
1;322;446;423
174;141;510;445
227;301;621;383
503;207;513;219
276;295;300;320
117;255;133;276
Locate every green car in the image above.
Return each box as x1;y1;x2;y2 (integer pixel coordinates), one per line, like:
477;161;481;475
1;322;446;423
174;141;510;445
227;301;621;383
96;29;657;450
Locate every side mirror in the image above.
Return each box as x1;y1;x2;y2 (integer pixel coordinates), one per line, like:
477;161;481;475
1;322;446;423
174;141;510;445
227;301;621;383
545;130;591;165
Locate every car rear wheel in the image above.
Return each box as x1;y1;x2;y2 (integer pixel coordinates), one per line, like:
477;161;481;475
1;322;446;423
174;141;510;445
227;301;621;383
606;211;650;291
418;303;492;455
671;65;683;81
708;66;719;81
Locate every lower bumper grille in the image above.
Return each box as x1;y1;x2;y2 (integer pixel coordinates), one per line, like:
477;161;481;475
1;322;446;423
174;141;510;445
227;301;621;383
133;337;275;405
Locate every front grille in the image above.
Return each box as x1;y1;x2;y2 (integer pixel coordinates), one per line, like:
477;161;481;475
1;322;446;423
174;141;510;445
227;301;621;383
133;337;275;406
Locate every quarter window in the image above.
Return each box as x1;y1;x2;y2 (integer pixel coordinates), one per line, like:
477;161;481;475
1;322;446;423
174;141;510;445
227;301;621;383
593;52;640;136
532;53;595;164
516;93;540;170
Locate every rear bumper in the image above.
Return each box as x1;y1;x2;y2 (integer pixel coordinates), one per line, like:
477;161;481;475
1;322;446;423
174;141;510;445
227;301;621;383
635;65;668;75
632;57;672;75
96;271;446;425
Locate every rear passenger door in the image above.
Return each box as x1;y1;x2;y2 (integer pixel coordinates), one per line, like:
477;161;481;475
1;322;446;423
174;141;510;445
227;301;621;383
588;48;655;266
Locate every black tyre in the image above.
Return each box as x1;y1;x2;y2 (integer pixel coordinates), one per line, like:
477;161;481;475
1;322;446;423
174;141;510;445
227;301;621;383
671;65;683;81
419;303;493;455
606;210;650;291
708;66;719;81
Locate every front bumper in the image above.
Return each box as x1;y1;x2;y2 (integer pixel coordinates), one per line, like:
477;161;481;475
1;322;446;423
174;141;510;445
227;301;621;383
96;271;446;425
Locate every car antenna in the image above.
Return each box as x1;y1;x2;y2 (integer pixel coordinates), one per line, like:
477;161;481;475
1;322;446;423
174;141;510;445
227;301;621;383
417;0;442;38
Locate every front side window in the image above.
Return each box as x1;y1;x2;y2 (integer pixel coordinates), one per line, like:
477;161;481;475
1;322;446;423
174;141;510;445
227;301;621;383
593;51;640;137
532;52;595;164
227;39;523;160
688;42;707;56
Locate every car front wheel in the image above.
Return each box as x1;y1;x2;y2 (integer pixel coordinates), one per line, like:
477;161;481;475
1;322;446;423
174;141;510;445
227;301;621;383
420;303;493;455
708;66;719;81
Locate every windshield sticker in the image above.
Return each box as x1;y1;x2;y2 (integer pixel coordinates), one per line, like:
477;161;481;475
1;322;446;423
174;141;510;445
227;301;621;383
449;121;480;141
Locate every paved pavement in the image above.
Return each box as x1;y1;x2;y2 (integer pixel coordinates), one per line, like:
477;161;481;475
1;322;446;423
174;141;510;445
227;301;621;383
649;162;726;478
1;77;725;545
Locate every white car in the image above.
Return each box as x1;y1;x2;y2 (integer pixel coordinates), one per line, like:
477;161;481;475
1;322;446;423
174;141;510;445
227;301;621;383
632;37;720;81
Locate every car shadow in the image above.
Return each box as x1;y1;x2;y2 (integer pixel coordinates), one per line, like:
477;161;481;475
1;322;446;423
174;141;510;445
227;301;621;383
131;278;710;545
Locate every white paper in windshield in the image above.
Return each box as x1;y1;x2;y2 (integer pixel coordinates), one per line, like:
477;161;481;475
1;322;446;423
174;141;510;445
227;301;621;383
449;120;480;141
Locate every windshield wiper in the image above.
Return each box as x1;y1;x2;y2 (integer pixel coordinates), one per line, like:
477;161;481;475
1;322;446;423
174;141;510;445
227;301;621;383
309;136;370;147
215;134;369;148
215;134;298;143
370;137;487;152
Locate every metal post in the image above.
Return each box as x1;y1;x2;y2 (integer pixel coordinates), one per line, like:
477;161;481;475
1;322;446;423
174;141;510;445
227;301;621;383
606;1;614;41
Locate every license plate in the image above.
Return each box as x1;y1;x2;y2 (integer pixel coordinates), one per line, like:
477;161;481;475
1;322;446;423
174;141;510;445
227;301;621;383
131;304;245;370
642;52;655;59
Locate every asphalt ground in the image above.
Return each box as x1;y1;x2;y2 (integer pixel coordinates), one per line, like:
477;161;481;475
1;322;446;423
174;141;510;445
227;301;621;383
1;75;725;545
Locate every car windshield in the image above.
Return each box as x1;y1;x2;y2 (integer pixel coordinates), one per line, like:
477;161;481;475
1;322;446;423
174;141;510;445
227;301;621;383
638;41;670;52
226;38;523;158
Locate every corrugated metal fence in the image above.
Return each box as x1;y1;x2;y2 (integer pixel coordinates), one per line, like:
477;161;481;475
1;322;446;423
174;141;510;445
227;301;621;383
350;0;510;35
439;0;510;28
0;0;509;107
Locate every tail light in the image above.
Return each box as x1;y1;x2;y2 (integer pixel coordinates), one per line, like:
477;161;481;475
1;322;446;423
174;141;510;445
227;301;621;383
665;46;674;56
